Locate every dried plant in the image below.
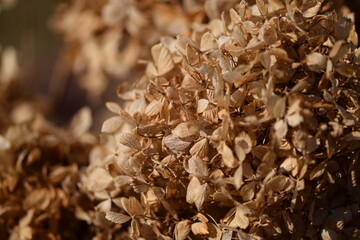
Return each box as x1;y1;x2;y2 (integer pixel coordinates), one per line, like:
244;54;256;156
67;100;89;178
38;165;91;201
1;0;360;240
0;107;101;240
84;0;360;239
51;0;239;97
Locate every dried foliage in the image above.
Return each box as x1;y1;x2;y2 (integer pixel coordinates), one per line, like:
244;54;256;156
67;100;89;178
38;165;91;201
0;107;100;240
84;0;360;239
52;0;238;97
1;0;360;240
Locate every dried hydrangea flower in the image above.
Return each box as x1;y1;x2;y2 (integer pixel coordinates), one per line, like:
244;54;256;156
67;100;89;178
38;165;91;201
82;0;360;239
52;0;233;97
0;107;106;239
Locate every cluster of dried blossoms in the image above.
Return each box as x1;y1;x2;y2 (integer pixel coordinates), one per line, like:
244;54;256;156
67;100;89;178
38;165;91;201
0;107;102;240
52;0;239;97
83;0;360;239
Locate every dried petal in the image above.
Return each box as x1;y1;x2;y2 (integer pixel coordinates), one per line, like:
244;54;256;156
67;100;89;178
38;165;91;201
118;133;141;150
105;212;132;224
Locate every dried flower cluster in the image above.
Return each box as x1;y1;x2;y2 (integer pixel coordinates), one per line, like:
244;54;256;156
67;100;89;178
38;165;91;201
0;107;99;239
1;0;360;240
52;0;239;97
84;0;360;239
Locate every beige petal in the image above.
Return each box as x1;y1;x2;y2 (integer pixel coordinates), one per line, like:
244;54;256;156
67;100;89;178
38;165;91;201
186;157;209;178
87;168;113;192
267;95;286;118
101;116;123;133
130;218;141;239
256;0;268;15
118;107;137;127
197;99;209;113
120;196;144;216
0;135;10;151
256;151;276;179
186;176;201;204
233;165;243;190
240;182;256;201
95;199;112;212
266;175;294;192
100;133;117;153
229;8;242;24
113;175;133;187
200;32;218;52
303;2;321;18
220;141;238;168
186;177;209;210
230;88;246;108
24;188;51;211
151;43;174;76
70;107;92;137
145;99;162;116
232;25;247;47
105;102;121;114
190;138;209;159
286;99;303;127
235;132;252;155
191;222;209;235
118;133;141;150
307;52;327;72
329;40;349;63
164;134;192;151
186;43;200;65
105;211;132;224
279;157;297;173
175;220;191;240
172;122;200;141
229;206;251;229
274;119;288;142
176;34;198;56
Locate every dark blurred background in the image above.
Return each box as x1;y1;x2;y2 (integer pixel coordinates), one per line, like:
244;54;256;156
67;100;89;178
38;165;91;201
0;0;359;129
0;0;79;125
0;0;117;129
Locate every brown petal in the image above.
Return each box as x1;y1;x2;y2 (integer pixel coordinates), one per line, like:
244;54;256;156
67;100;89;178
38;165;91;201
118;133;141;150
175;220;191;240
191;222;209;235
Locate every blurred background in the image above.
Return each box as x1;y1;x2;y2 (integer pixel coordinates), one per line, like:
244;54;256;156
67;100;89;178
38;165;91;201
0;0;360;131
0;0;120;130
